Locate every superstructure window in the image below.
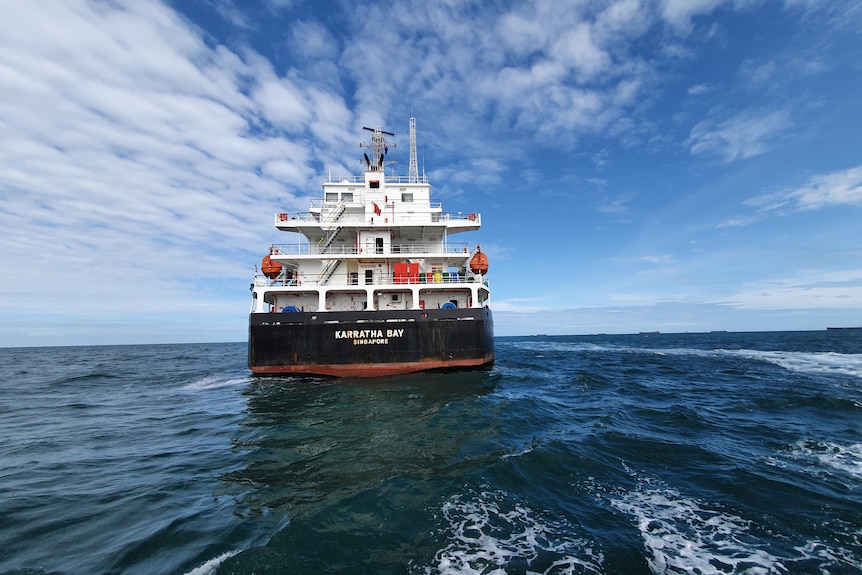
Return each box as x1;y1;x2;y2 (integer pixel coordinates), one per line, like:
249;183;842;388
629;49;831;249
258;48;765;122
401;193;413;203
325;193;338;202
342;192;353;202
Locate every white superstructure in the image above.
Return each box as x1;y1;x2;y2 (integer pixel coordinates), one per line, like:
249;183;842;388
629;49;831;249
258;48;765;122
250;121;490;317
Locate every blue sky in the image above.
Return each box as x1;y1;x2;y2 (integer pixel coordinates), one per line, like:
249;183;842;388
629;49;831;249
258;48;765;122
2;0;861;346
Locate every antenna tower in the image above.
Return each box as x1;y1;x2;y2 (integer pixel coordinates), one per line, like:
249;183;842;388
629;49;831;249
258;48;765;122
408;117;419;183
361;125;394;171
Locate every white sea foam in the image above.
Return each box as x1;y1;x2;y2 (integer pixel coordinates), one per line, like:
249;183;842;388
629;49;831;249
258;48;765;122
777;440;862;480
601;471;862;574
635;347;862;379
502;443;535;459
792;540;862;571
606;485;785;574
421;488;603;574
183;375;250;390
509;341;615;355
514;340;862;379
183;550;240;575
722;349;862;378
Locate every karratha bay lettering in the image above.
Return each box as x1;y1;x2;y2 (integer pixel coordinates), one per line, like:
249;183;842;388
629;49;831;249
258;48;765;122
334;328;405;345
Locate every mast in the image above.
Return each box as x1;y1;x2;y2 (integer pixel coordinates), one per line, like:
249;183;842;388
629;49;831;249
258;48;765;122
361;126;394;172
408;117;419;183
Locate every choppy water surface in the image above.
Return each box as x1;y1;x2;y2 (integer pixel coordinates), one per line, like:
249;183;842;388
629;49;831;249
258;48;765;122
1;331;860;574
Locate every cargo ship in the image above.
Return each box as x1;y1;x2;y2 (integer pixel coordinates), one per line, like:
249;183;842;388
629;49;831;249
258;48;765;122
248;119;494;376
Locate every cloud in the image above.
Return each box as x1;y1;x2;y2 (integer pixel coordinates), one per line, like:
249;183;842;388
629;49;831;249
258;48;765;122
747;165;862;213
289;19;340;60
687;108;793;161
719;269;862;310
660;0;725;32
687;83;712;95
3;0;857;345
209;0;254;28
0;0;351;321
597;192;635;214
337;0;724;148
715;215;760;229
738;59;777;88
13;0;739;329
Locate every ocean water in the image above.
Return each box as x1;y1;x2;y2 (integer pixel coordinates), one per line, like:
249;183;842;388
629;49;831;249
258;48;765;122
1;331;860;574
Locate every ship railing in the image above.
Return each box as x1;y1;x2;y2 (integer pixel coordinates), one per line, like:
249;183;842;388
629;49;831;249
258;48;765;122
323;175;429;184
430;212;481;223
270;242;472;256
389;242;474;255
276;209;479;225
308;199;446;212
378;272;487;286
254;271;489;288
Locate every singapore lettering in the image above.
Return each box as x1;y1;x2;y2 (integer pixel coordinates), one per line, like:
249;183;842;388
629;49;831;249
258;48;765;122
335;328;405;346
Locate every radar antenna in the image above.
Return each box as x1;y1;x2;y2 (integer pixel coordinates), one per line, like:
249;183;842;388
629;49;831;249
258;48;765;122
360;126;395;172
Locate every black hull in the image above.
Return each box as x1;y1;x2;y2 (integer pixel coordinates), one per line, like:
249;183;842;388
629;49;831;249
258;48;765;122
248;308;494;377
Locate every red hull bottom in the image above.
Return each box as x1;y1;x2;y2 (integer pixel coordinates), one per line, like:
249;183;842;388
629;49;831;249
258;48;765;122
250;356;493;378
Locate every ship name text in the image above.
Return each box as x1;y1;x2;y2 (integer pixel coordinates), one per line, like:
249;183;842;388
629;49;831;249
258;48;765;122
335;328;405;346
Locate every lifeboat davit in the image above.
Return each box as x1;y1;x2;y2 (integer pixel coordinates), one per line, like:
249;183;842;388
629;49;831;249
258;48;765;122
261;253;282;279
469;245;489;274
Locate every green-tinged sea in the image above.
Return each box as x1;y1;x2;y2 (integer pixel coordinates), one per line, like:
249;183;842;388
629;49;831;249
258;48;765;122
1;331;860;574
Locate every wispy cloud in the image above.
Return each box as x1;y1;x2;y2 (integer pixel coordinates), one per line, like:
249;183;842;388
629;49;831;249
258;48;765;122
687;83;712;95
597;192;635;214
660;0;726;33
720;269;862;310
748;165;862;213
687;108;793;161
0;0;351;319
715;215;760;229
715;165;862;230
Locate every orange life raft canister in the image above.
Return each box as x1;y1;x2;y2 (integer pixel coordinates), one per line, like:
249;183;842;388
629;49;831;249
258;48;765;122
261;254;282;279
469;245;489;274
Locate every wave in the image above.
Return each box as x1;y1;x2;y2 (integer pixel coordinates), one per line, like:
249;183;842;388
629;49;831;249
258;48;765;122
49;371;122;385
598;472;860;574
508;340;862;379
769;440;862;482
182;375;251;391
634;347;862;379
721;349;862;379
417;487;603;574
183;550;239;575
607;484;785;574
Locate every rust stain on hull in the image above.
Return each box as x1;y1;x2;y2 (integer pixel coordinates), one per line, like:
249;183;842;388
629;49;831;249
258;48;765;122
250;356;493;378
